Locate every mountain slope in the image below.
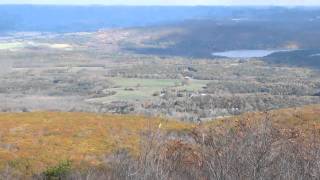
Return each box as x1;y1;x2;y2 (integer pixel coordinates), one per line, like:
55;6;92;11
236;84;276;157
0;105;320;177
0;112;191;174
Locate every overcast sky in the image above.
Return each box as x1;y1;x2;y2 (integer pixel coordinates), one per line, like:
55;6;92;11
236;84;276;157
0;0;319;6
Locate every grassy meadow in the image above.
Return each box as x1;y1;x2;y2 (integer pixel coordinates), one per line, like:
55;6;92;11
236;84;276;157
88;77;209;103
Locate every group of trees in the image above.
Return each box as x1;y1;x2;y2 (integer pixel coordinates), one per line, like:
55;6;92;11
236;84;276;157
139;90;320;122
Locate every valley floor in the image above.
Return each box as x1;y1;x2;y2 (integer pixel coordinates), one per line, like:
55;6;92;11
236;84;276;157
0;29;320;122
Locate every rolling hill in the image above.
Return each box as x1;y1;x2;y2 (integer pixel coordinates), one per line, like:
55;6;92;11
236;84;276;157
264;49;320;69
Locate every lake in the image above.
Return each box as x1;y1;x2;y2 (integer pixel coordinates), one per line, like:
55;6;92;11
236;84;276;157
212;50;284;58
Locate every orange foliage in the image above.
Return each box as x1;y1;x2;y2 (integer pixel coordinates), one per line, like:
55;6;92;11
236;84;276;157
0;112;192;174
205;105;320;137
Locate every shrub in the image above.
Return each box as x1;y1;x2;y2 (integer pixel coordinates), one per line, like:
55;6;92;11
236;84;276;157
43;160;72;180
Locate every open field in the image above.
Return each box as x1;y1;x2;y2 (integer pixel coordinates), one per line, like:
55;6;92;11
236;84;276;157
87;77;209;103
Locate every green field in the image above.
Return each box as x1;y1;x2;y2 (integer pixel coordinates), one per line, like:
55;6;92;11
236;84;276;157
88;77;210;103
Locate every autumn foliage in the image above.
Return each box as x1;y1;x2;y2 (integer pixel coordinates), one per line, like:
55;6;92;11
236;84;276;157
1;105;320;179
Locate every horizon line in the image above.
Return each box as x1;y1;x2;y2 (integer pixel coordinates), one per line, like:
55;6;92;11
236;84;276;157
0;4;320;7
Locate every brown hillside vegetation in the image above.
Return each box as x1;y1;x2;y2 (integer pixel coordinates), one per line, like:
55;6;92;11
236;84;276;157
0;112;192;175
0;105;320;179
208;104;320;133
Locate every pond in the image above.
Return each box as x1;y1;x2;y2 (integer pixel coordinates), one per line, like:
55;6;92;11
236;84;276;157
212;50;285;58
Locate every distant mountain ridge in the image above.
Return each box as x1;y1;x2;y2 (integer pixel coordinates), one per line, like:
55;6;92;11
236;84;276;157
1;5;320;33
264;49;320;69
